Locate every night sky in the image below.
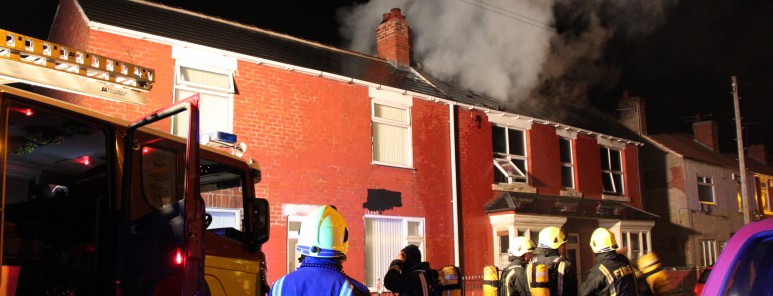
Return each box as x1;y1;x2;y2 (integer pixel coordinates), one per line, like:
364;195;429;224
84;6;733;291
2;0;772;158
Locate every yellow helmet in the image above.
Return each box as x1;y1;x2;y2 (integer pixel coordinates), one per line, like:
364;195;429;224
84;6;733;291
296;205;349;258
538;226;567;249
590;228;618;253
508;236;536;257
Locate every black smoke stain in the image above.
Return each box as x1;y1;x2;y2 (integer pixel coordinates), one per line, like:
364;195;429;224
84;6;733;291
362;189;402;213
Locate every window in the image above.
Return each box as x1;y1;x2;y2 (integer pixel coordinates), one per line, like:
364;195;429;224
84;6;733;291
698;176;715;204
364;216;424;289
700;239;718;266
371;101;412;167
620;230;651;260
286;218;303;273
205;208;242;229
173;64;234;137
759;178;772;212
493;126;527;183
600;147;624;195
560;138;574;189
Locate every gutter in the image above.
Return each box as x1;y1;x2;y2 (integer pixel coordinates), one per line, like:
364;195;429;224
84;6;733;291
449;104;460;266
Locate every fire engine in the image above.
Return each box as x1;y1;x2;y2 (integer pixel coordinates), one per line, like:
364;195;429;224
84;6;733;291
0;29;270;295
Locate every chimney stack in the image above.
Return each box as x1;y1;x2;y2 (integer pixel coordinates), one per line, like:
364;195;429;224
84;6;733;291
693;120;720;151
617;92;647;135
376;8;411;67
748;144;768;165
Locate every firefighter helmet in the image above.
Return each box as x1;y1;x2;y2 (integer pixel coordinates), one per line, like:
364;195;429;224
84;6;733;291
538;226;567;249
590;227;618;253
296;205;349;258
508;236;537;257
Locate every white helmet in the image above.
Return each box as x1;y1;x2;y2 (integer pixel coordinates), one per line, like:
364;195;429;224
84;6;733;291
296;205;349;258
508;236;537;257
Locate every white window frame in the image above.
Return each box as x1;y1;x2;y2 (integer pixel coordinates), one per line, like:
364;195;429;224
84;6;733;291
493;125;528;184
286;216;304;273
371;99;413;168
697;176;716;204
560;137;575;189
760;178;772;212
700;239;718;267
363;215;424;290
600;146;625;195
205;207;242;230
172;62;235;137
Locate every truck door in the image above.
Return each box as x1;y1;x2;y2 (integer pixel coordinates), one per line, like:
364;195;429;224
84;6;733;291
118;94;203;295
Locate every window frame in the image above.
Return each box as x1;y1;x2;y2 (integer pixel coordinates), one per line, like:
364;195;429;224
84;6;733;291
492;125;528;184
697;175;716;204
700;239;718;267
600;146;625;195
172;62;235;137
559;137;575;189
370;99;413;168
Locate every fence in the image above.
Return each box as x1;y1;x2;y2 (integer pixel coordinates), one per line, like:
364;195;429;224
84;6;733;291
461;275;484;295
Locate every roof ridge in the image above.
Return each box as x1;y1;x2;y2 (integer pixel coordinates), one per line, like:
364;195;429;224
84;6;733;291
126;0;385;63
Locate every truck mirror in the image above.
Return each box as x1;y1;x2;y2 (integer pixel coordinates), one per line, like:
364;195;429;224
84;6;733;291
252;198;270;245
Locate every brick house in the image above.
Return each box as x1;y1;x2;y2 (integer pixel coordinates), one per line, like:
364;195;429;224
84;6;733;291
43;0;656;290
618;95;773;269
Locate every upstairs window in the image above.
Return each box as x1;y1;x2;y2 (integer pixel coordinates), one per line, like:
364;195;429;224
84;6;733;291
698;176;715;204
560;138;574;189
173;64;234;137
371;101;412;167
600;147;624;195
493;126;527;183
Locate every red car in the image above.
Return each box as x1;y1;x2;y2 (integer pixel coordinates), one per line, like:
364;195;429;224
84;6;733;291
694;266;712;295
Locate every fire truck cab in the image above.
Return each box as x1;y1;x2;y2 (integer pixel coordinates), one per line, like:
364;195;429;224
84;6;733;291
0;30;269;295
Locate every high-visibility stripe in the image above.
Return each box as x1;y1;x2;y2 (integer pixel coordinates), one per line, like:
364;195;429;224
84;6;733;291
503;269;515;296
598;265;616;296
271;276;285;296
557;261;565;296
419;272;429;296
339;280;353;296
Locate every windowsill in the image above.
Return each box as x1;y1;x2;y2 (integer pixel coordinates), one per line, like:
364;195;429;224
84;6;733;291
560;189;583;198
371;161;415;170
699;201;717;206
492;183;537;193
601;194;631;202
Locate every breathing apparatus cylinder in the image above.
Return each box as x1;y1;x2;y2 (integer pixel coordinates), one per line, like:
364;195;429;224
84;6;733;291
482;265;499;296
439;266;461;296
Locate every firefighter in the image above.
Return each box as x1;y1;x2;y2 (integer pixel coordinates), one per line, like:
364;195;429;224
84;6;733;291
534;226;578;296
384;244;435;295
579;228;639;296
500;237;537;296
270;205;369;296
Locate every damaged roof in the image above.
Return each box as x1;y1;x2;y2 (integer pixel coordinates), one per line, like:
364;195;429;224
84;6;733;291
485;191;659;221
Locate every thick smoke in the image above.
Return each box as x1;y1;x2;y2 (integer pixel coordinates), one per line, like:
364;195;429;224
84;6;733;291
337;0;676;109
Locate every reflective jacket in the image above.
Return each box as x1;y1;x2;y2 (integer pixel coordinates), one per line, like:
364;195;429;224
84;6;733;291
384;260;433;296
536;249;578;296
500;257;530;296
270;257;370;296
579;252;639;296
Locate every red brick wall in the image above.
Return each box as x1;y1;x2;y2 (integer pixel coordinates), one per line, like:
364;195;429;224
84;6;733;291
457;109;495;276
575;134;603;198
624;145;642;207
528;124;561;195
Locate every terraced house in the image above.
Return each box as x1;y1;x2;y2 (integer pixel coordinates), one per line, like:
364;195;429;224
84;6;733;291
37;0;657;291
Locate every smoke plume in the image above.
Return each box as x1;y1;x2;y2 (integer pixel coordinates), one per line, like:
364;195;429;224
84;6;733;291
337;0;677;110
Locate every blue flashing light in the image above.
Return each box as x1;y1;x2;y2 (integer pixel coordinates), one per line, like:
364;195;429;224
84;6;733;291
207;131;237;144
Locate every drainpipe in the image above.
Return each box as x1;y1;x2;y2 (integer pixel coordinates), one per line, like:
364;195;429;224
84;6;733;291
449;103;460;266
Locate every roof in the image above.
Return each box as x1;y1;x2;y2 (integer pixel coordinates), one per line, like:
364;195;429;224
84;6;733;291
75;0;639;142
485;191;659;221
647;133;739;168
78;0;454;102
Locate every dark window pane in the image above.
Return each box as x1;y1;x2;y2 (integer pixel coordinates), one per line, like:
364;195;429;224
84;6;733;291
560;138;572;163
494;163;507;183
492;126;506;154
602;173;614;192
508;129;525;156
499;235;509;253
613;173;624;194
610;149;622;171
561;166;574;188
513;159;527;181
600;148;610;170
699;184;714;202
